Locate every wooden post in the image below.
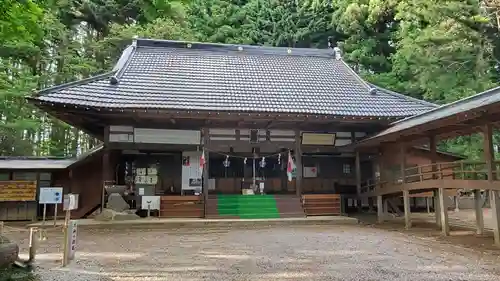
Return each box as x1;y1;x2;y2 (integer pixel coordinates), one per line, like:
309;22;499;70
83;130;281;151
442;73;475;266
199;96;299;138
429;135;437;176
434;190;441;228
399;143;406;185
438;187;450;236
400;143;410;228
101;148;110;213
62;209;71;267
355;151;362;211
403;190;411;229
474;189;484;235
490;190;500;244
383;198;388;217
28;227;38;263
483;123;500;245
429;136;441;227
377;195;384;223
202;129;210;218
295;131;302;196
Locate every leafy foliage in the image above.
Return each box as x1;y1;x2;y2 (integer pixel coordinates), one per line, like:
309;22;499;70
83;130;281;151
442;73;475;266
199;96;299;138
0;0;498;158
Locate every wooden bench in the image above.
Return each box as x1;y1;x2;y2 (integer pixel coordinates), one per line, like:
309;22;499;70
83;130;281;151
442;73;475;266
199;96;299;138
301;194;342;216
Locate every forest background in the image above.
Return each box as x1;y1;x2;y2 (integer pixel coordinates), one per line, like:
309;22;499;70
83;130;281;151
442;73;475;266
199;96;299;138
2;0;500;159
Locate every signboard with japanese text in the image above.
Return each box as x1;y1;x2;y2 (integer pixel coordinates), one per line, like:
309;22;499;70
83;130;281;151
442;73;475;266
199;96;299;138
0;181;37;202
39;187;63;204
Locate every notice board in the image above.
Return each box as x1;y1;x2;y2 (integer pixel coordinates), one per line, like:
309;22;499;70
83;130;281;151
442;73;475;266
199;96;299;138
0;181;37;202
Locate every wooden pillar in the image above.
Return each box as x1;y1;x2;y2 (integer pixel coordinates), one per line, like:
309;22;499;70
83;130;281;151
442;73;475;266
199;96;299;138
438;187;450;235
434;190;442;227
368;197;374;212
399;143;406;184
403;190;411;229
400;143;410;228
483;123;500;245
295;131;302;196
474;189;484;235
101;147;110;212
377;195;384;223
202;129;210;218
355;151;362;211
383;198;388;217
429;135;441;227
490;190;500;244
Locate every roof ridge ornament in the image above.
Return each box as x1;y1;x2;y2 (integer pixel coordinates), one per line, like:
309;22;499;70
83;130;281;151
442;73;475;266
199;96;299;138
110;76;119;85
333;47;342;60
327;36;342;60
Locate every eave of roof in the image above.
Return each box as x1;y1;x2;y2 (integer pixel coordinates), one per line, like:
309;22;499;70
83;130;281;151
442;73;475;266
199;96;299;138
28;38;437;118
0;145;103;170
357;85;500;146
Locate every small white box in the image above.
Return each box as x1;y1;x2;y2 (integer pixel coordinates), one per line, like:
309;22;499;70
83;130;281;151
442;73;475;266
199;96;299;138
63;194;79;211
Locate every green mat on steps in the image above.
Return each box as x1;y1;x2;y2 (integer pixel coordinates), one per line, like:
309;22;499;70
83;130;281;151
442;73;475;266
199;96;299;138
216;195;280;219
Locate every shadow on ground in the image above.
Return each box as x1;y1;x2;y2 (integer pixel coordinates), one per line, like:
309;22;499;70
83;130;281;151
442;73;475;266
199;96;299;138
354;213;500;254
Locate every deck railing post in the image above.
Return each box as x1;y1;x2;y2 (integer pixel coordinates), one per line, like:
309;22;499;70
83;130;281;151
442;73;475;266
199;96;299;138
482;123;500;245
460;161;465;180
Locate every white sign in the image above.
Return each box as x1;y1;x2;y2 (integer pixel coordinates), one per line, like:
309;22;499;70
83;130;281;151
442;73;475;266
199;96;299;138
63;194;79;211
138;188;145;196
141;196;160;210
67;220;78;260
39;187;63;204
135;175;158;184
303;166;318;178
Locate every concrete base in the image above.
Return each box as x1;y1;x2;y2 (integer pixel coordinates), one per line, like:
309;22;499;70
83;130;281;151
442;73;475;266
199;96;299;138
28;216;359;230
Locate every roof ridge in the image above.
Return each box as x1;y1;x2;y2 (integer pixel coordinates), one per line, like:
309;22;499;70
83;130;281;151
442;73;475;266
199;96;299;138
114;43;137;79
338;60;376;93
368;83;438;108
134;38;335;57
389;85;500;126
32;43;136;98
31;71;116;97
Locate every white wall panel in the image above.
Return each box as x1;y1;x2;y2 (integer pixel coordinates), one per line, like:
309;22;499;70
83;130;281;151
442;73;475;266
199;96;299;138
134;128;201;145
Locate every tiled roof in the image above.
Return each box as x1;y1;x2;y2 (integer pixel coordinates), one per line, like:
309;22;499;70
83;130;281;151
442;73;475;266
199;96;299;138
31;39;437;117
358;86;500;146
0;145;103;170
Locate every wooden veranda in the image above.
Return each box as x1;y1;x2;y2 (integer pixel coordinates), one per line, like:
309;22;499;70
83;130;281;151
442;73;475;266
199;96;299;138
356;86;500;246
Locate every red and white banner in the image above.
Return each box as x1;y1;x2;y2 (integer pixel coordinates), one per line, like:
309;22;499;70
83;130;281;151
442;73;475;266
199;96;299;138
287;150;295;182
200;149;205;174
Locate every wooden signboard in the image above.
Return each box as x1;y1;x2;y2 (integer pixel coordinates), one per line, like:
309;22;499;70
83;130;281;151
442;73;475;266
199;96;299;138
0;181;37;202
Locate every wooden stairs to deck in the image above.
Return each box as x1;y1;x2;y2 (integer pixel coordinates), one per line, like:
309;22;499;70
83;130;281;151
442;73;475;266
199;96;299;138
159;196;204;218
206;195;305;219
386;197;403;217
301;194;342;216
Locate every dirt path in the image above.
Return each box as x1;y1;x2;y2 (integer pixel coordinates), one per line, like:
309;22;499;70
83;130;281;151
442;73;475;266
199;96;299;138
7;224;500;281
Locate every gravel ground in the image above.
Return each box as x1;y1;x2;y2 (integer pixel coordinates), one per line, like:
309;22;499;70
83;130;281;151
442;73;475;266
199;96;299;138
8;224;500;281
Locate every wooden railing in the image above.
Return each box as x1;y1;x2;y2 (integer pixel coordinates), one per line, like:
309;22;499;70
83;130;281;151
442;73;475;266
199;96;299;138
360;160;500;194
